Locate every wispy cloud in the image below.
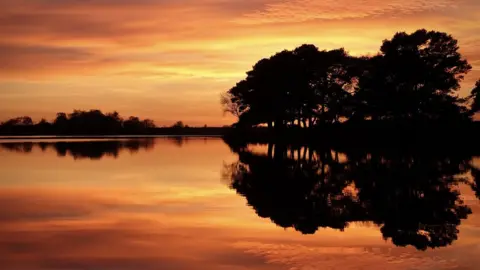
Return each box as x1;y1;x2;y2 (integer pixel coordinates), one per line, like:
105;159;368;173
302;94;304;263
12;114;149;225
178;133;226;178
236;0;458;24
235;241;478;270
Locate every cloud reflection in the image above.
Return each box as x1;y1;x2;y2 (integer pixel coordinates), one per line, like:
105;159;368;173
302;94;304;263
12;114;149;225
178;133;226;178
0;138;480;269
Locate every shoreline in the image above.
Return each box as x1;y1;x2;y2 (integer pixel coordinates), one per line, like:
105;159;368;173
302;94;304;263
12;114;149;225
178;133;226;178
0;134;224;140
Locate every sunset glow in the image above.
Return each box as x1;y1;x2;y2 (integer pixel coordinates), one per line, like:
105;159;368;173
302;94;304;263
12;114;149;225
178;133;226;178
1;0;479;125
1;138;479;269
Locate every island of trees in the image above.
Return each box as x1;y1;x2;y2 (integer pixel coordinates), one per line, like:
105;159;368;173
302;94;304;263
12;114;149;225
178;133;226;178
0;110;228;136
219;30;480;248
222;29;480;134
0;110;156;135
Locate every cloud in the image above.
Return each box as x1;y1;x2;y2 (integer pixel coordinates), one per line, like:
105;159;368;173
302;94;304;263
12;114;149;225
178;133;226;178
0;188;278;270
236;0;458;24
0;44;129;78
1;158;480;270
234;241;479;270
0;0;477;79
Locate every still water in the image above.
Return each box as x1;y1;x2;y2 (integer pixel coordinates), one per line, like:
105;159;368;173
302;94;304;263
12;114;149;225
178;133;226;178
0;137;479;270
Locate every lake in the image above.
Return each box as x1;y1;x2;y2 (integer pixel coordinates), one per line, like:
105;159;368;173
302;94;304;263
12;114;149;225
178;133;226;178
0;137;479;270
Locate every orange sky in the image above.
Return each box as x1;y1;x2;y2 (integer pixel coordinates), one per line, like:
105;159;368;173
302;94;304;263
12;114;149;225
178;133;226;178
1;0;479;126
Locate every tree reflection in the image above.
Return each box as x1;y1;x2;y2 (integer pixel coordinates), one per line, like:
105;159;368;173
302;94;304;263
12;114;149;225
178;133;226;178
470;165;480;199
223;143;479;250
0;139;155;160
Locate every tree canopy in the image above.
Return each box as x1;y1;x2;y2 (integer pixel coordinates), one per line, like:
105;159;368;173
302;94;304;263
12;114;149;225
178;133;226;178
222;29;477;130
470;80;480;114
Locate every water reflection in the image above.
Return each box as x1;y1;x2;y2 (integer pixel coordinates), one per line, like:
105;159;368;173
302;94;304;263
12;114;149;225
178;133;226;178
223;142;480;250
0;139;155;160
1;138;480;269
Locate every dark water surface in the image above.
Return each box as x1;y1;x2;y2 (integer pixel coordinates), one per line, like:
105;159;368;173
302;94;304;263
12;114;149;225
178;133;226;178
0;137;479;270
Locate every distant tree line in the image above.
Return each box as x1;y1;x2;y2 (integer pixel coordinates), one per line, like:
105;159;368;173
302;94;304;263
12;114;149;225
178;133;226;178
222;29;480;130
0;110;156;135
0;111;234;136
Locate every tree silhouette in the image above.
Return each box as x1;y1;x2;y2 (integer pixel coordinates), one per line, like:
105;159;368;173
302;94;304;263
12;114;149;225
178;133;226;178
469;79;480;114
1;116;33;127
222;46;354;130
470;166;480;199
0;110;156;135
222;29;475;129
294;45;356;125
355;29;472;122
171;121;185;129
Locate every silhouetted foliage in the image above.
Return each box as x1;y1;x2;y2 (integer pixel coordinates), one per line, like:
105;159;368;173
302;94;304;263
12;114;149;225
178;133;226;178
171;121;186;129
469;80;480;114
471;166;480;199
223;141;479;250
0;110;156;135
222;46;356;130
0;139;155;160
356;30;472;122
1;117;33;127
223;29;475;130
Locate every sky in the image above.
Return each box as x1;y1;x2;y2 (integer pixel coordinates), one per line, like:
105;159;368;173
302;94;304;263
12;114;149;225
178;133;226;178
1;0;479;126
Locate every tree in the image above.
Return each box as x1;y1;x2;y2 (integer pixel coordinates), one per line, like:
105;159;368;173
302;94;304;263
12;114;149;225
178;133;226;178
19;116;33;126
0;110;155;135
221;80;254;126
171;121;185;129
123;116;141;132
222;50;309;130
294;45;356;125
36;118;51;133
1;116;33;126
142;119;155;129
222;45;354;129
469;79;480;114
355;29;472;121
53;112;68;131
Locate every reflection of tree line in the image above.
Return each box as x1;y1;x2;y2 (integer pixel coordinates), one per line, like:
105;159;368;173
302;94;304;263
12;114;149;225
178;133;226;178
0;139;155;159
223;143;480;250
